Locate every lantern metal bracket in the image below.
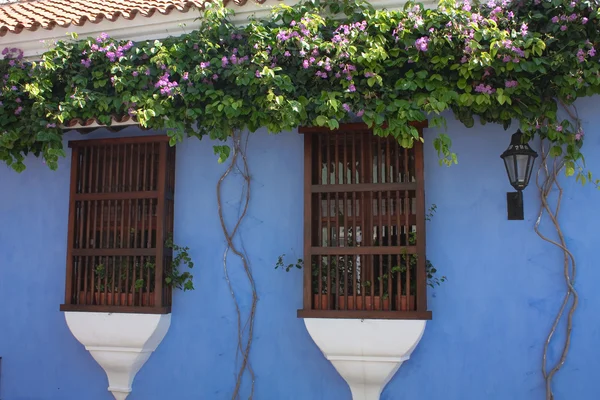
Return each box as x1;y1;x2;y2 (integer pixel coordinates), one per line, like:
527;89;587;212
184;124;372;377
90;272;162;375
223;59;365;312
507;191;524;220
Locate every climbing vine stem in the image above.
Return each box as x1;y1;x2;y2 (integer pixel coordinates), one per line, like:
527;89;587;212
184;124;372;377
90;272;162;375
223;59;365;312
217;130;258;399
535;139;579;400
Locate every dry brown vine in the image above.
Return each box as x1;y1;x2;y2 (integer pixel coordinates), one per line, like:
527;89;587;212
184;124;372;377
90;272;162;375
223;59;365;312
216;131;258;400
535;137;579;400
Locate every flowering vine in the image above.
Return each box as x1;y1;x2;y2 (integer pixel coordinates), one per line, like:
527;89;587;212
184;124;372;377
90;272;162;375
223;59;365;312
0;0;598;180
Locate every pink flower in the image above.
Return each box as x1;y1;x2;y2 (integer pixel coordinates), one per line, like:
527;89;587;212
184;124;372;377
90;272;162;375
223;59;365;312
582;17;589;24
415;36;429;52
348;84;356;92
560;25;568;31
255;70;261;78
132;71;139;77
551;16;559;23
14;106;22;115
556;125;563;132
505;80;518;88
342;103;351;112
356;109;364;117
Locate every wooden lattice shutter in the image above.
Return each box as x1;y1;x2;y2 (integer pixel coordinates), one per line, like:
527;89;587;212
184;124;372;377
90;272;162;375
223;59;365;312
298;124;431;320
60;136;176;314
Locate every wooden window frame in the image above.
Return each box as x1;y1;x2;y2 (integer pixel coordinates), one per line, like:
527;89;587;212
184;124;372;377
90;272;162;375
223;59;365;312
297;123;432;320
60;135;176;314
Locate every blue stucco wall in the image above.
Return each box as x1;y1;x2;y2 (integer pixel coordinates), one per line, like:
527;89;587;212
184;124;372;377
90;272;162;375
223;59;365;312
1;97;599;400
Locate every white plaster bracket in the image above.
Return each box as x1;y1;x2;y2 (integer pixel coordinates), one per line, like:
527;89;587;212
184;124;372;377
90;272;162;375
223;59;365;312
64;312;171;400
303;318;427;400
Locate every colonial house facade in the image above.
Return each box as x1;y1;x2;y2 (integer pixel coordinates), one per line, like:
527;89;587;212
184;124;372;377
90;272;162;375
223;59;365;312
0;1;599;400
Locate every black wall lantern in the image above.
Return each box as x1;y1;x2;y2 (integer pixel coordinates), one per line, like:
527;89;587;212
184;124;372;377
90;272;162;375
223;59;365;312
500;130;538;220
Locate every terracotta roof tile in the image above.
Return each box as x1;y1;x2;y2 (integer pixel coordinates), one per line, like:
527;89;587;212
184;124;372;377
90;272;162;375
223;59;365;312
0;0;268;37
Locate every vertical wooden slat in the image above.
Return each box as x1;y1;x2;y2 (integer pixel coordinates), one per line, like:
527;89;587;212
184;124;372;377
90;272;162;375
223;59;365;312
154;142;167;307
377;138;383;310
139;144;149;305
396;143;402;309
404;148;411;309
65;147;80;304
317;134;322;309
351;132;357;307
386;138;393;309
360;132;366;306
325;135;331;307
415;136;427;311
303;134;313;310
334;134;340;308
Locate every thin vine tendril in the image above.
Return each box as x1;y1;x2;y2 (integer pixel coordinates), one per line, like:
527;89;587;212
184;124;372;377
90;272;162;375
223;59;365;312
535;139;579;400
217;131;258;400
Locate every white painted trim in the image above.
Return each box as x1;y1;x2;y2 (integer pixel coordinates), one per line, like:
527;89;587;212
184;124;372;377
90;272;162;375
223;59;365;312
0;0;436;58
64;312;171;400
303;318;427;400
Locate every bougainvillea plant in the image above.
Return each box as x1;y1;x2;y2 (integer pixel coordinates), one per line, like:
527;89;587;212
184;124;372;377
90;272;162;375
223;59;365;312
0;0;599;179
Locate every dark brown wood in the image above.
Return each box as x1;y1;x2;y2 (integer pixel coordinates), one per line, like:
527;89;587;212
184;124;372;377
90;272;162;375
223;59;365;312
73;191;159;201
311;182;417;193
62;135;175;312
415;137;427;312
297;309;432;320
298;121;429;134
64;147;80;304
310;246;417;255
154;142;167;307
69;135;170;148
60;304;171;314
303;133;313;310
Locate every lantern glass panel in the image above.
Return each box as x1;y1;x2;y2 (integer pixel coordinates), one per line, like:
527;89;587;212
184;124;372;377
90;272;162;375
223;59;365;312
504;155;517;184
516;154;530;185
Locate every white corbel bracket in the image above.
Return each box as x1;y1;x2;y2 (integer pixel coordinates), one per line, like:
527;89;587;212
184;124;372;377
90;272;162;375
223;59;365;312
64;312;171;400
303;318;427;400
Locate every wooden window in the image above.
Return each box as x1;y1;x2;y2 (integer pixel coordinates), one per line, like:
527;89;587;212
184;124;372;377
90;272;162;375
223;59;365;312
297;124;431;320
60;136;176;314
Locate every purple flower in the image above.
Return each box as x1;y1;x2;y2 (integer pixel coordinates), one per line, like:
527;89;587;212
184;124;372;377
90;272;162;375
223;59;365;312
302;60;310;69
474;83;495;94
365;72;375;78
14;106;22;115
284;51;291;57
348;84;356;92
200;61;210;69
212;74;219;80
520;23;528;37
96;33;109;43
15;97;21;103
577;48;586;62
145;68;151;76
182;72;189;81
575;129;584;141
502;55;512;63
342;103;351;112
299;50;306;57
290;20;296;26
46;123;56;128
560;25;567;31
10;86;17;91
415;36;429;52
356;109;364;117
551;16;559;24
588;47;596;57
505;80;518;88
81;58;92;68
132;71;139;77
255;70;261;78
556;126;563;132
582;17;589;24
221;56;229;67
